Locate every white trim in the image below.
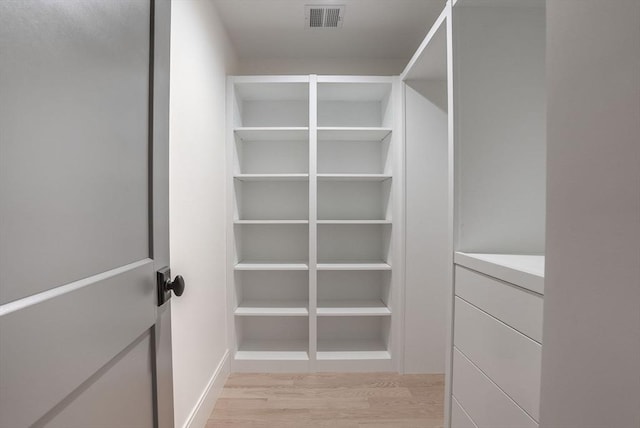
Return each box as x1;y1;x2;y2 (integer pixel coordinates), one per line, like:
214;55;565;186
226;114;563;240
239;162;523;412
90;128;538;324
316;75;395;84
230;75;310;84
444;2;455;427
308;74;318;371
225;78;238;364
182;349;230;428
393;76;405;374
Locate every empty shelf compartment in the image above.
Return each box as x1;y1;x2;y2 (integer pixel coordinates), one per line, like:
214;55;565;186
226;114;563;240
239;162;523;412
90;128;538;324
318;180;391;221
235;316;309;360
235;223;309;265
317;316;391;360
318;223;391;264
233;81;309;127
318;82;393;128
235;180;308;220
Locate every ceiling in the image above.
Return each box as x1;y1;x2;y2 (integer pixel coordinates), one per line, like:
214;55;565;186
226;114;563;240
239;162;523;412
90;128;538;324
213;0;445;64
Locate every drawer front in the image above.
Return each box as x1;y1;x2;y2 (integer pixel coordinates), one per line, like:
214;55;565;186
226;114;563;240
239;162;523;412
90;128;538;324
455;266;543;343
454;297;542;420
452;348;538;428
451;396;478;428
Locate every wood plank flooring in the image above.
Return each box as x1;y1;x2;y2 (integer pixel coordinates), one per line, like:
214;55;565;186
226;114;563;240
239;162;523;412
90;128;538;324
207;373;444;428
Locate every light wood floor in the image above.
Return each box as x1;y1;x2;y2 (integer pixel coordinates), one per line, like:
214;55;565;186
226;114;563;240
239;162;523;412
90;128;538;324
206;373;444;428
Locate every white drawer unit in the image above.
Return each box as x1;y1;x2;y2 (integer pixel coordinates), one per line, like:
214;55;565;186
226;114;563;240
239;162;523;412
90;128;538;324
452;348;538;428
455;266;543;343
451;396;478;428
454;297;542;420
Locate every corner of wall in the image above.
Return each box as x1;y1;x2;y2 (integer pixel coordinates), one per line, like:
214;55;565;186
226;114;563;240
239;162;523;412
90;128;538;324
169;0;238;427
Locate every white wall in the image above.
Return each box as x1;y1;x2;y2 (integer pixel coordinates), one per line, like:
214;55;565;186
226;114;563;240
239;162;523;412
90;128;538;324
237;57;406;76
540;1;640;427
170;2;237;427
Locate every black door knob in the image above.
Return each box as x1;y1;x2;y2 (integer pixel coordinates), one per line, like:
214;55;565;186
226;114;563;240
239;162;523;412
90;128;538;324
167;275;185;296
156;267;185;306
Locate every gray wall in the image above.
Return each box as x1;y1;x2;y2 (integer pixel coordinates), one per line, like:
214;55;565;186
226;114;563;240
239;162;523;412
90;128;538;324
454;5;546;254
540;1;640;427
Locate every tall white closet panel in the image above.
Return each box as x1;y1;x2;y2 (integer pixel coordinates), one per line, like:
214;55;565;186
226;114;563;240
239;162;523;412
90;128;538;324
402;1;547;427
450;1;547;427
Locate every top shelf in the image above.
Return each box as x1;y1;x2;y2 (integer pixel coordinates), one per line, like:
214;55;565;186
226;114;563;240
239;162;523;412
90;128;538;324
317;127;392;142
234;127;391;143
401;6;447;83
234;127;309;142
454;252;545;295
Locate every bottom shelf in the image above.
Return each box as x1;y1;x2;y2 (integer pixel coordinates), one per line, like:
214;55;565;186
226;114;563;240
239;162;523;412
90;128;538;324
317;340;391;361
235;339;309;361
317;261;391;271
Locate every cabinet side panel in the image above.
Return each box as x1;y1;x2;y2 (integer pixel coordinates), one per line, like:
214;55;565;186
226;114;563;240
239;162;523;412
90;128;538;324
540;1;640;427
404;83;449;373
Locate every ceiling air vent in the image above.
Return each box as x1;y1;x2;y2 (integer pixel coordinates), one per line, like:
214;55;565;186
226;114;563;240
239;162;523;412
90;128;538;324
305;5;345;29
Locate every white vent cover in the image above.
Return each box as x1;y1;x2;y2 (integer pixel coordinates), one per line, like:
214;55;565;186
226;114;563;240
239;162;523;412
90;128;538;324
305;5;345;28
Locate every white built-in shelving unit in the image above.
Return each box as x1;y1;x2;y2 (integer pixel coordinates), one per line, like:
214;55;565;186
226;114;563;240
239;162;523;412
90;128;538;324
227;75;400;372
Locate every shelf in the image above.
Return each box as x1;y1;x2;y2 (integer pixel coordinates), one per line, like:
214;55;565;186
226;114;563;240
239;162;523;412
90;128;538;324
234;220;309;225
317;262;391;271
317;220;391;225
317;340;391;360
317;300;391;317
317;127;392;142
234;127;309;141
400;6;447;82
235;262;309;271
235;300;309;316
317;174;391;182
234;174;309;182
235;340;309;361
454;252;545;295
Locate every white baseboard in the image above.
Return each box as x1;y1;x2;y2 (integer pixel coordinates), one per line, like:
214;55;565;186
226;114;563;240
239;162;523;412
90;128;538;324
182;349;230;428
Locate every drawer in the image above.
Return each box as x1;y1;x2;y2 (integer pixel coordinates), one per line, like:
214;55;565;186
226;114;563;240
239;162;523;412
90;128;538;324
455;266;543;343
451;396;478;428
454;297;541;420
452;348;538;428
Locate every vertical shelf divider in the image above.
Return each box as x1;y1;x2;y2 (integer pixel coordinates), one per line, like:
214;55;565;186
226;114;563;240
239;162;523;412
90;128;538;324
308;75;318;370
225;77;238;361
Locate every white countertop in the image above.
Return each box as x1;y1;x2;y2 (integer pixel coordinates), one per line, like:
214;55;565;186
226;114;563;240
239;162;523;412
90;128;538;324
455;252;545;295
